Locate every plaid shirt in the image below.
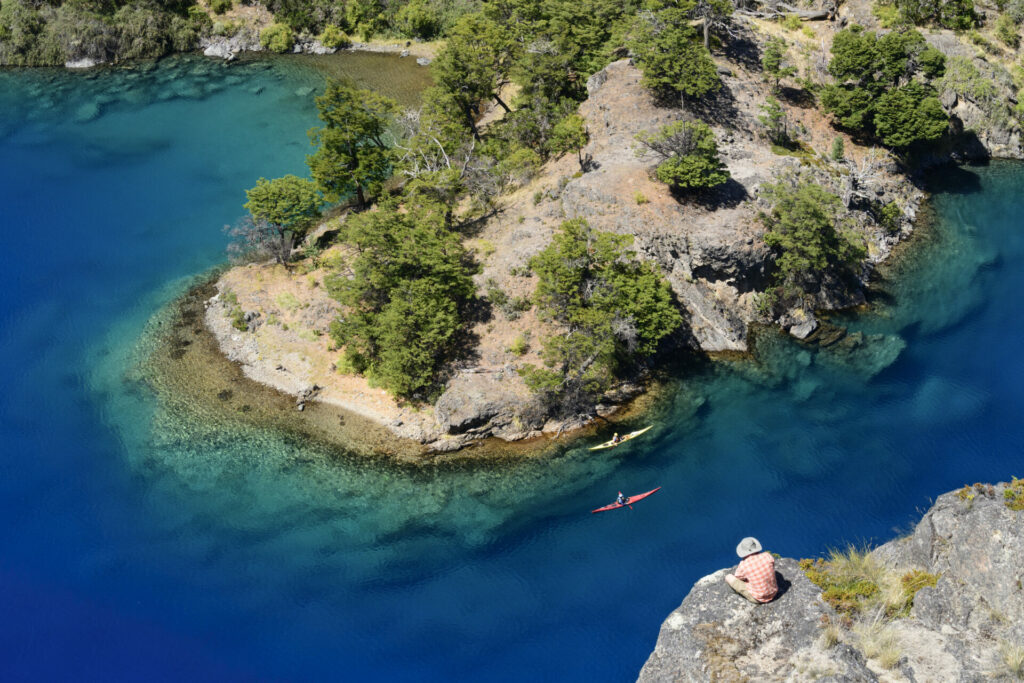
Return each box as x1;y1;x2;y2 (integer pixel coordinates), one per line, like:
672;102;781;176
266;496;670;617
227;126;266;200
734;551;777;602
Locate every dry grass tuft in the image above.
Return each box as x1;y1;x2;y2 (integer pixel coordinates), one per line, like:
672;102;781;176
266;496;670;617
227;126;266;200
854;620;901;670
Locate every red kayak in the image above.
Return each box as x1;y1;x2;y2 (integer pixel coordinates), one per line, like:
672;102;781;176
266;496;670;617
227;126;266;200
591;487;661;514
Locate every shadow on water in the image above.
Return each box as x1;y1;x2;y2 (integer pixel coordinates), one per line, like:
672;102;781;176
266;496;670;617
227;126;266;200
923;162;984;195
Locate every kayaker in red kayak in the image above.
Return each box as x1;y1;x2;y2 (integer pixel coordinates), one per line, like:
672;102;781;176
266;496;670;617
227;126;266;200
616;492;627;505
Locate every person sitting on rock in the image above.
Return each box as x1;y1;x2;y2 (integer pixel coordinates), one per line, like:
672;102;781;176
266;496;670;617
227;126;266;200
725;537;778;604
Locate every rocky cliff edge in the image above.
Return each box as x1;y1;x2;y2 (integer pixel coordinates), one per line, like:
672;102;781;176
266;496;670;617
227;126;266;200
639;481;1024;681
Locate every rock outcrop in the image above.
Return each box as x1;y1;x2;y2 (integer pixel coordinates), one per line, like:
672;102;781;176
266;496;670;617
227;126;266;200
638;481;1024;681
639;558;877;681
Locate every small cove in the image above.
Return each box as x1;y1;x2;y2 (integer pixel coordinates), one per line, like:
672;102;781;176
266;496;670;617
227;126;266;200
1;55;1023;681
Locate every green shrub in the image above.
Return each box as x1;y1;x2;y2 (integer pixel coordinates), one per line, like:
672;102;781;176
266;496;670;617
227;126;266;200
260;22;294;53
760;178;866;297
893;0;975;28
872;1;906;27
831;136;845;160
800;548;883;615
507;334;529;356
230;306;248;331
326;199;477;400
318;24;349;49
496;146;542;189
1005;476;1024;510
394;0;439;39
759;96;790;146
996;13;1020;47
781;13;802;30
636;121;729;193
210;0;232;15
877;201;902;232
762;37;796;90
336;348;366;375
634;191;649;205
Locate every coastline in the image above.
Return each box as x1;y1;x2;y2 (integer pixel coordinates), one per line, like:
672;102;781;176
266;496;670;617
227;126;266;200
146;271;664;461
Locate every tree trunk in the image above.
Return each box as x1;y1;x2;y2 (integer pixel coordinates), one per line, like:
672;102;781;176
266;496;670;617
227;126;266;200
464;106;481;141
493;93;512;113
277;227;293;264
703;19;710;50
356;185;366;208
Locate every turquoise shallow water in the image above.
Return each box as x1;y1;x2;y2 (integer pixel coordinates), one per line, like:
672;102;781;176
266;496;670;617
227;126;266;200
1;57;1023;680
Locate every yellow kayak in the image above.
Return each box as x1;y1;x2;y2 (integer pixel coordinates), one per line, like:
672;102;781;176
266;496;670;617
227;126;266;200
589;425;652;450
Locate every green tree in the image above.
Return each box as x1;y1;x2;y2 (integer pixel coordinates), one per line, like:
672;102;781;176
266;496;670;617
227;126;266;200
522;219;681;410
761;37;796;91
820;26;948;149
243;175;322;263
548;113;589;170
326;199;477;399
687;0;735;49
873;81;948;148
635;120;729;193
758;96;789;146
893;0;975;28
629;1;721;101
430;13;516;138
760;180;866;299
307;80;397;207
394;0;440;39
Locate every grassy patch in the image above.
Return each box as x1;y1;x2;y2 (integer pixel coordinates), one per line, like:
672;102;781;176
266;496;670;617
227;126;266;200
1004;477;1024;511
854;621;902;670
770;142;814;158
798;552;880;618
275;291;302;312
993;639;1024;679
634;191;649;205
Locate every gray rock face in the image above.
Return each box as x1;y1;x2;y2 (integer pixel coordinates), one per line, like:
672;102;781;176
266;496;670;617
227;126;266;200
639;558;877;682
639;483;1024;682
433;370;545;441
871;482;1024;680
201;31;262;60
65;57;104;69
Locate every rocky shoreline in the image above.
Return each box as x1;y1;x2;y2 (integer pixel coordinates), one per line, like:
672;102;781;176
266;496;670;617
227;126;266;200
145;271;659;461
198;33;435;64
639;480;1024;681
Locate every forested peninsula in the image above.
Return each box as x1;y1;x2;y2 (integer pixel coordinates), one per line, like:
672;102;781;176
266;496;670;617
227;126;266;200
17;0;1023;453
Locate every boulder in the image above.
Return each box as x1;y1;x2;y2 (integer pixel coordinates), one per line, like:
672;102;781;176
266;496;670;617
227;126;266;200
639;558;877;681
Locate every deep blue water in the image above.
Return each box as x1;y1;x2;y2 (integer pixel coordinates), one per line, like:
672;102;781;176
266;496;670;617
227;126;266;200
1;57;1023;682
